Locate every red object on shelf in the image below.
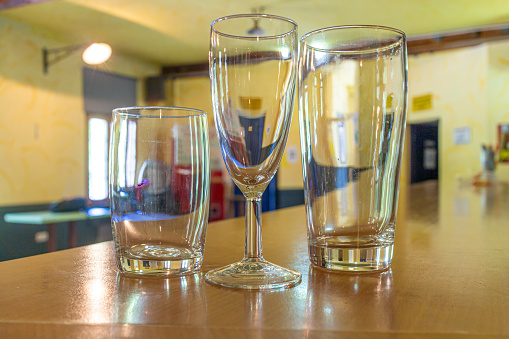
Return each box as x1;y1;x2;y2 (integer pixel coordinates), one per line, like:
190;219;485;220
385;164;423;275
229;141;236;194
209;170;226;222
171;165;193;214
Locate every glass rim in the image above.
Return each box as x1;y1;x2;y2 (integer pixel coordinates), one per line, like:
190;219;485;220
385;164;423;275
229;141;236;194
112;106;207;119
211;14;298;40
300;25;406;53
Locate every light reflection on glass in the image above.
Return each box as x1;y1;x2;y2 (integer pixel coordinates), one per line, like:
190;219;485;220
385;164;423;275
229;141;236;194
281;47;290;59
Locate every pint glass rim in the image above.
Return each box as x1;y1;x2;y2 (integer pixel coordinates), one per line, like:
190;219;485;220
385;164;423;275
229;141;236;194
211;14;298;40
300;25;406;54
112;106;207;119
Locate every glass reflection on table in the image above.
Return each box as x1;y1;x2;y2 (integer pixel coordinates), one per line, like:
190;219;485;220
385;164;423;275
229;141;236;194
305;267;394;332
115;273;207;325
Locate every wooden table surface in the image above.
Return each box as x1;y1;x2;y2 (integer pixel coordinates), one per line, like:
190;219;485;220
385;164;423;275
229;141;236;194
0;181;508;338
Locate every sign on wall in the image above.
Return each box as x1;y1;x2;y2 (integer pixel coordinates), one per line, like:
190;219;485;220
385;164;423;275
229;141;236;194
453;126;471;145
412;94;433;111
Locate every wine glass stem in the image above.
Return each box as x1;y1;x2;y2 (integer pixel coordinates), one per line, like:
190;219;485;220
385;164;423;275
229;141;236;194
244;197;263;260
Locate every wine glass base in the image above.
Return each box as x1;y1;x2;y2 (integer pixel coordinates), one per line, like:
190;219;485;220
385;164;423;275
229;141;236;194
205;258;302;290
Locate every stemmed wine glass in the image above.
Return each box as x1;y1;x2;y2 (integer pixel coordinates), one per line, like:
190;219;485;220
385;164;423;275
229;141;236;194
206;14;301;289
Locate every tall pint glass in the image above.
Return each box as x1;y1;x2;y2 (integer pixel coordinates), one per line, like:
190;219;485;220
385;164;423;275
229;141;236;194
299;26;408;271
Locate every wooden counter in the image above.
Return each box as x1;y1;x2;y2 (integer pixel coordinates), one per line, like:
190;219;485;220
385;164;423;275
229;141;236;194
0;181;508;338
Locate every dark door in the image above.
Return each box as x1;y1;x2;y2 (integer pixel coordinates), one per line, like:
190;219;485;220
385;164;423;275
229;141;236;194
410;121;439;183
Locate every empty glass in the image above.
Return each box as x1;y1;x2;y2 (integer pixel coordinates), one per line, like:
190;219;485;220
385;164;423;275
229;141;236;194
206;14;301;289
299;26;408;271
109;107;210;275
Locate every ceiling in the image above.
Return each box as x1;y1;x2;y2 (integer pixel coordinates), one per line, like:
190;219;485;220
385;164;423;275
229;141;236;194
2;0;509;67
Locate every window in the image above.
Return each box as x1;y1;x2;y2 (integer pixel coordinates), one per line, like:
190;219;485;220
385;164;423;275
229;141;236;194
88;117;109;203
83;68;137;206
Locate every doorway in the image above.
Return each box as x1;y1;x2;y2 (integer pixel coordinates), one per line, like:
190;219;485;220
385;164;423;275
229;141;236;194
410;121;439;184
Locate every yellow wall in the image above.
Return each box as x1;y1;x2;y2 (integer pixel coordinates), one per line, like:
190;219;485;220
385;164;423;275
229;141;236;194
0;17;159;206
155;41;509;191
173;77;214;125
407;43;509;183
406;45;489;183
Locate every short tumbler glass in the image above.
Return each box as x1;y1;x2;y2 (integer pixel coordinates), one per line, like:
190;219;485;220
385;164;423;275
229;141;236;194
299;26;408;271
109;107;210;275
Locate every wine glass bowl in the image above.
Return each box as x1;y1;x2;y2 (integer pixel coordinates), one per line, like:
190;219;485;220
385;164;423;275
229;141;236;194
206;14;301;289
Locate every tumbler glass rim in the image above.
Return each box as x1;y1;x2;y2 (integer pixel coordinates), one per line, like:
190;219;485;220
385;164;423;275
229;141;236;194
300;25;406;54
211;14;298;40
112;106;207;119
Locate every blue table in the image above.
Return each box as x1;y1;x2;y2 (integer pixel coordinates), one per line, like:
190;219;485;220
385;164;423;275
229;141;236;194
4;208;110;252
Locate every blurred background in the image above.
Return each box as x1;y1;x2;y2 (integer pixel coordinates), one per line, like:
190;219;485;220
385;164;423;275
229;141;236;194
1;0;509;261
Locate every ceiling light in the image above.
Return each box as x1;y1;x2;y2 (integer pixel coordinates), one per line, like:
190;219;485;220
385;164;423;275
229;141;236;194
246;19;266;36
246;7;266;36
82;43;112;65
42;42;112;74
